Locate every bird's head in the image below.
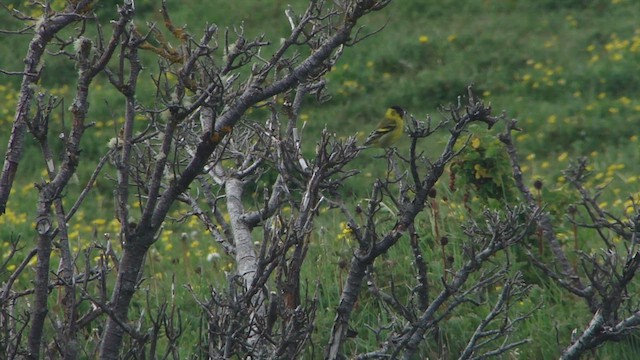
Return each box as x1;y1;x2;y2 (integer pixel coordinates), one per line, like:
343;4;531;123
389;105;405;118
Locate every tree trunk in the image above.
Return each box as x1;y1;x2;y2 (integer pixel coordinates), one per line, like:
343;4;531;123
225;176;267;351
226;177;258;286
27;212;54;359
99;239;150;360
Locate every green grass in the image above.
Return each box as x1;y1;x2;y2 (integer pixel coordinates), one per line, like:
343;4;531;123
2;0;640;358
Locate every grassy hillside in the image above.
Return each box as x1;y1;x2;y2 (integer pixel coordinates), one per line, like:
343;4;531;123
2;0;640;358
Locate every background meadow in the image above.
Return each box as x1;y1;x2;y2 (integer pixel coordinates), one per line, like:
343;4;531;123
2;0;640;358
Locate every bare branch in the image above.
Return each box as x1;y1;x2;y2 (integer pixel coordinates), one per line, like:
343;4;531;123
499;117;588;303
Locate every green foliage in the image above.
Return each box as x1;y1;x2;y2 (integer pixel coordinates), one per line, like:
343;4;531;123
450;130;516;203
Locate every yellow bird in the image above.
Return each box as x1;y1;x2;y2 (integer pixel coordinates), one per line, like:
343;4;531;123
363;106;406;148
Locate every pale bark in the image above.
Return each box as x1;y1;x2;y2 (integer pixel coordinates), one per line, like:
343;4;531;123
226;177;258;286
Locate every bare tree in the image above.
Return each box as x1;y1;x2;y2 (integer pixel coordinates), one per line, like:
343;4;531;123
500;117;640;359
1;0;395;358
97;0;398;357
323;91;538;359
0;1;133;358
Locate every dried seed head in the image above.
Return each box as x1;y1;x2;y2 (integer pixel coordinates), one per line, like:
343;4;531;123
429;188;437;199
338;258;348;270
534;179;543;190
